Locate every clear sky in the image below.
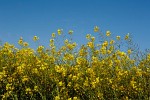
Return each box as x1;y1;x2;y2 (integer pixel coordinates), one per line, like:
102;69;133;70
0;0;150;50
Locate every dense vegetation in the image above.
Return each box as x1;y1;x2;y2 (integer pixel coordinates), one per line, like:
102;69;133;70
0;26;150;100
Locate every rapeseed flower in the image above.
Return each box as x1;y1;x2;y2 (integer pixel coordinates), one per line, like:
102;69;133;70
22;76;29;82
94;26;99;32
33;36;39;41
86;34;91;40
58;81;63;86
125;33;130;40
68;30;73;34
57;29;62;35
110;40;115;45
51;33;56;38
73;97;78;100
116;36;120;40
37;45;44;53
34;86;39;91
87;42;94;48
106;31;111;36
127;49;132;54
23;42;29;47
25;88;32;94
18;37;23;45
91;36;95;41
55;96;60;100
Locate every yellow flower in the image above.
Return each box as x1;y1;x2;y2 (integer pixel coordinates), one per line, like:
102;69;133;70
147;53;150;60
136;69;142;76
95;50;100;54
55;96;60;100
110;40;115;45
109;79;112;84
127;49;132;54
102;41;108;47
32;68;38;74
107;50;111;54
64;53;74;60
67;43;75;50
72;42;77;47
125;33;129;40
86;34;91;40
91;36;95;41
58;81;63;86
108;60;113;67
68;30;73;34
87;42;94;48
22;76;29;82
73;97;78;100
68;98;72;100
57;29;62;35
100;46;106;55
96;77;99;83
115;60;121;65
124;96;129;100
34;86;39;91
116;36;120;40
33;36;39;41
17;64;25;74
94;26;99;32
83;80;89;87
130;80;136;89
37;45;44;53
72;75;78;81
50;39;54;43
64;39;69;44
74;84;80;90
18;37;23;45
49;39;55;47
91;82;96;88
25;88;32;94
106;31;111;36
67;82;72;87
6;83;13;91
92;56;98;61
0;73;3;81
49;39;55;46
51;33;55;38
23;42;29;47
55;65;61;73
76;57;82;64
117;50;126;57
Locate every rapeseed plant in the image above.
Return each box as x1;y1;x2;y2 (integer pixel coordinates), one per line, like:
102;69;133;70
0;26;149;100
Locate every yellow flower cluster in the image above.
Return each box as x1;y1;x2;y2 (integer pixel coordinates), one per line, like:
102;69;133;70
0;27;149;100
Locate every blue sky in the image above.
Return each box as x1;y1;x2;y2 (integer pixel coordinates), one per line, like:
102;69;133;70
0;0;150;50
